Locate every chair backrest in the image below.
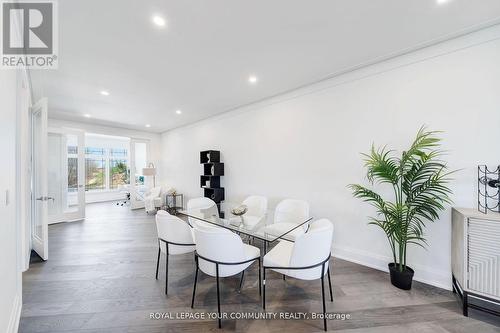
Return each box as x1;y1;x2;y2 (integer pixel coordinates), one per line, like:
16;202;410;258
274;199;310;225
187;197;218;213
155;210;195;255
186;197;219;228
194;227;248;277
242;195;268;217
288;218;334;280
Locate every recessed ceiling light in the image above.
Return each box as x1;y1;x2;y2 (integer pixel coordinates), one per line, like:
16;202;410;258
437;0;451;4
100;90;110;96
152;15;166;27
145;124;151;128
248;75;258;84
84;114;91;118
175;109;182;115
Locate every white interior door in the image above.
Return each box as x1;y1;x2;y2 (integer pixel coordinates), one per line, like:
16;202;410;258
129;139;150;210
31;98;49;260
47;128;85;223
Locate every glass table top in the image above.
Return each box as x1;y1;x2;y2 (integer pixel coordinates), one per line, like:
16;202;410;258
178;201;313;243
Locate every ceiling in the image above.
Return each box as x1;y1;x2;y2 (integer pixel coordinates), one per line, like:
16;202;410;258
31;0;500;133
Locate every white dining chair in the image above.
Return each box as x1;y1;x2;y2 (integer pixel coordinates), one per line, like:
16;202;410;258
240;195;268;230
155;210;196;295
191;226;261;328
263;218;334;331
262;199;310;240
186;197;220;230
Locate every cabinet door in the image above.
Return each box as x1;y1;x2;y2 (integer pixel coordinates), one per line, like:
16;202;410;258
468;218;500;298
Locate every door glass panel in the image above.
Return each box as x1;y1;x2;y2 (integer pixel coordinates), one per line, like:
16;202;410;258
65;134;79;213
47;133;63;218
134;142;147;186
131;141;148;206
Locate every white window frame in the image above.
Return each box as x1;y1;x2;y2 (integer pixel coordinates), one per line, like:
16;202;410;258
84;146;129;192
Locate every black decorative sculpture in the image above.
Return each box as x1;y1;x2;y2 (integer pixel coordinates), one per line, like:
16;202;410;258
478;165;500;213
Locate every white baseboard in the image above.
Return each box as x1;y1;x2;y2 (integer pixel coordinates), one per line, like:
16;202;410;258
7;295;21;333
332;245;452;291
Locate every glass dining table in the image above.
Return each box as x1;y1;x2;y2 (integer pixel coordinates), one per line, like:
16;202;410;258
178;202;313;254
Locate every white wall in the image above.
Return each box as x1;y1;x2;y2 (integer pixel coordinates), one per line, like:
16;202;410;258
0;70;23;332
48;119;163;203
160;25;500;289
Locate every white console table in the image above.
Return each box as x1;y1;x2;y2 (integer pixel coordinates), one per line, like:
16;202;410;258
451;207;500;317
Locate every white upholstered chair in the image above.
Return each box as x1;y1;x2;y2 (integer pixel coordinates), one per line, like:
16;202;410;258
240;195;268;229
263;218;334;331
186;197;220;230
145;186;162;214
191;226;261;328
155;210;196;295
262;199;310;240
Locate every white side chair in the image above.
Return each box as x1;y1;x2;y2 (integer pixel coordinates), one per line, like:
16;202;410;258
262;199;310;240
145;186;162;214
241;195;268;229
191;227;261;328
186;197;220;230
263;219;334;331
155;210;196;295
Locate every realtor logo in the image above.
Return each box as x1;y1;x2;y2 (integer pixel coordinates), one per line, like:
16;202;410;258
1;0;58;68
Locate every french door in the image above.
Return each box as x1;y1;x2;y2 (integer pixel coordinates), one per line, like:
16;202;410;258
31;98;49;260
47;128;85;223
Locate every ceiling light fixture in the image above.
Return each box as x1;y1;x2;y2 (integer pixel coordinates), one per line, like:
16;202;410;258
248;75;258;84
145;124;151;128
175;109;182;114
84;114;91;118
100;90;110;96
436;0;451;4
152;15;166;27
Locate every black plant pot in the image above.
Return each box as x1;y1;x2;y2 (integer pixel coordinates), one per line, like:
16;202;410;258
388;263;414;290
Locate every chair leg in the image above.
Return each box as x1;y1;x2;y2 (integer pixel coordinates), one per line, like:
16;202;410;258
283;275;286;281
263;267;266;310
155;245;160;280
216;263;222;328
327;267;333;302
165;245;169;295
258;259;262;296
191;257;198;309
239;270;245;290
321;275;327;331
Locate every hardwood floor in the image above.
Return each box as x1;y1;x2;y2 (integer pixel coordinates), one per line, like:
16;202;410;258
20;203;500;332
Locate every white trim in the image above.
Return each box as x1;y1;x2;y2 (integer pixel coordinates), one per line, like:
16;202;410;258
7;295;21;333
332;245;451;291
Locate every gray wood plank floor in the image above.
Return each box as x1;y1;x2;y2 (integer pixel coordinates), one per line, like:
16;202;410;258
20;203;500;332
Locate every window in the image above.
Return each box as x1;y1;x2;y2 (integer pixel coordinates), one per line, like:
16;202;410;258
85;147;105;155
67;146;78;192
109;159;129;189
84;146;128;191
110;148;127;158
85;158;106;190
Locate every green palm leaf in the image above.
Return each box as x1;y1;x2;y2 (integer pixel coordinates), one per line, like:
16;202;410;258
349;126;453;272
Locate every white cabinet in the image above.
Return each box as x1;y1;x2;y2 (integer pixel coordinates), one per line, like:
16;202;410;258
451;208;500;317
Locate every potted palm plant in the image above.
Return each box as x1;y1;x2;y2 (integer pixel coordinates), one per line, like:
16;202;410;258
349;127;453;290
